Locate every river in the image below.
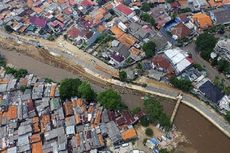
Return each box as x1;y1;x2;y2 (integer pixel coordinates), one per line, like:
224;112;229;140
0;48;230;153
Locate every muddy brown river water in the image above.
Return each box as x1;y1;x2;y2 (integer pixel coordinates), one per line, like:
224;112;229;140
1;48;230;153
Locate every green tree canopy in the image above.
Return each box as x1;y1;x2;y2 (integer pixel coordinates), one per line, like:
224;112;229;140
159;149;173;153
97;89;123;110
170;77;193;92
15;69;28;79
159;113;172;131
78;82;95;101
119;71;127;81
59;78;82;100
140;115;150;127
217;59;230;73
144;98;163;123
0;55;6;67
145;128;153;137
141;3;151;12
225;111;230;123
4;25;14;33
140;13;156;26
5;67;28;79
195;33;217;60
142;40;156;58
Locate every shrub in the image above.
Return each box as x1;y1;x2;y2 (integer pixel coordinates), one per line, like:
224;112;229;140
145;128;153;137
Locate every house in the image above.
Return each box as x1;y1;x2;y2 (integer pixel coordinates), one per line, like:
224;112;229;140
31;141;42;153
113;3;135;18
150;5;171;29
198;80;225;104
210;6;230;25
171;23;193;39
29;16;48;28
67;26;81;40
214;39;230;62
106;121;122;144
188;0;208;11
121;128;137;141
110;43;130;66
152;48;192;76
192;13;212;29
118;33;136;48
219;95;230;113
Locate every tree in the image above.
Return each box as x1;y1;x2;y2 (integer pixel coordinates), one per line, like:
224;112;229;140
225;111;230;123
195;33;217;60
0;55;6;67
159;149;173;153
142;41;156;58
141;3;151;12
140;116;150;127
145;128;153;137
78;82;95;101
5;67;17;75
193;63;204;71
14;69;28;79
97;89;123;110
131;107;141;115
224;86;230;95
217;59;230;73
59;78;82;100
144;98;163;123
170;77;193;92
159;113;172;131
4;25;14;33
119;71;127;81
140;13;155;26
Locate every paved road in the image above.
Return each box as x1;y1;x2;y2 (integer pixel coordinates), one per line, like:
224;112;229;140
1;30;230;138
182;43;230;86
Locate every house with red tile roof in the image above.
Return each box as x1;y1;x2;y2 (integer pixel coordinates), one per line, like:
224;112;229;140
113;3;135;18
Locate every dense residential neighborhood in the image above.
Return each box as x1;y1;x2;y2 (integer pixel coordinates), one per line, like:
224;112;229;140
0;65;185;153
1;0;230;152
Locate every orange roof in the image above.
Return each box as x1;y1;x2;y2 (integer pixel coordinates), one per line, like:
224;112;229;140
97;24;106;33
30;134;41;143
75;113;81;124
0;79;8;84
94;110;101;125
32;7;43;14
192;13;212;29
178;0;187;6
72;98;83;107
1;150;7;153
208;0;223;7
130;47;141;57
121;128;137;141
50;84;56;97
27;0;33;8
32;117;40;133
88;106;94;113
32;141;42;153
103;2;113;10
98;134;104;146
118;34;136;48
5;105;17;120
75;134;80;146
64;101;73;116
223;0;230;4
110;26;124;39
40;114;50;132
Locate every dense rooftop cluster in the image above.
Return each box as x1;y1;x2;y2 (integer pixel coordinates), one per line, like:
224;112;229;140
0;66;148;152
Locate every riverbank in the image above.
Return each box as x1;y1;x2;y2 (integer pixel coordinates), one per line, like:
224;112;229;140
1;48;230;153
